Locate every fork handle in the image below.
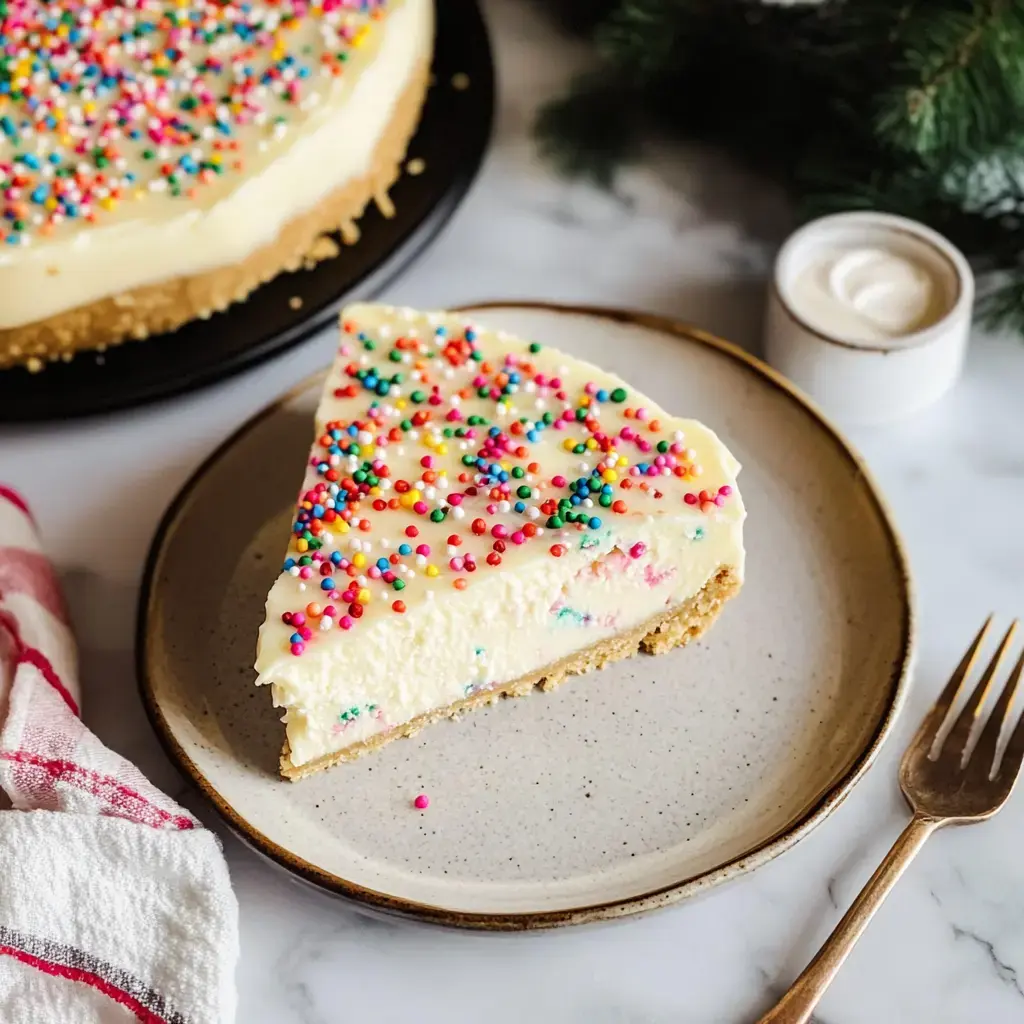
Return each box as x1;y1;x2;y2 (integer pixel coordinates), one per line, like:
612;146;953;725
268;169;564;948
757;814;941;1024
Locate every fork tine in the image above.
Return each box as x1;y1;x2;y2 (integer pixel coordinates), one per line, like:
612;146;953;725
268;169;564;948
945;621;1019;762
915;616;992;755
989;650;1024;782
967;635;1024;779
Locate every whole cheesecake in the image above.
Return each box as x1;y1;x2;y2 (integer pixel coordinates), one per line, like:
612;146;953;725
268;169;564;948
0;0;433;370
256;304;746;779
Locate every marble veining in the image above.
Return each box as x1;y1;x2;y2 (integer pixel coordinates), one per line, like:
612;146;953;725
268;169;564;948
1;0;1024;1020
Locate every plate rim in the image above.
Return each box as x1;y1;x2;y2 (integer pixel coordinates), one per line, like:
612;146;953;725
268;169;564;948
136;301;916;931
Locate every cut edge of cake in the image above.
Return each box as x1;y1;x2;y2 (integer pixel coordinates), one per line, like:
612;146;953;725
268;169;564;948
280;566;740;779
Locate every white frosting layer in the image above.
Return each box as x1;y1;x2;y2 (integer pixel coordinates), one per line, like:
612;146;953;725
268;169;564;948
278;517;741;768
0;0;433;329
254;304;745;770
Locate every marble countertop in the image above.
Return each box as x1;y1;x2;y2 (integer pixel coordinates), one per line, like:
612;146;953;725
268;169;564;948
4;2;1024;1021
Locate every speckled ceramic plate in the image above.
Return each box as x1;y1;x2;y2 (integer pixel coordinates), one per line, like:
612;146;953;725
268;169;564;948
139;303;914;930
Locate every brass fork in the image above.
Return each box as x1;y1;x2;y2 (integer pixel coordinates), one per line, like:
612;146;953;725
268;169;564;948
759;617;1024;1024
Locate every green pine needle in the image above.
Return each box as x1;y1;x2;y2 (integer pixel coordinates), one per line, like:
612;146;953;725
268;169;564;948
979;273;1024;331
534;0;1024;340
875;2;1024;161
535;75;640;187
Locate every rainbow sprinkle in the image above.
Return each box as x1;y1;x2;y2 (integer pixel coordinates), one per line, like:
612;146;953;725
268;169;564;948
0;0;388;245
276;315;736;657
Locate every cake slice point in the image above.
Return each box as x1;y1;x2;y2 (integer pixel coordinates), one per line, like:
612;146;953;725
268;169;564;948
255;304;746;779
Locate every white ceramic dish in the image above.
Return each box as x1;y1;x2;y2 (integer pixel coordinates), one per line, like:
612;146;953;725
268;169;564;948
765;211;974;426
139;303;914;929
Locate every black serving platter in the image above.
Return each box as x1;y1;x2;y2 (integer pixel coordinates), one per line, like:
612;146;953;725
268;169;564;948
0;0;493;423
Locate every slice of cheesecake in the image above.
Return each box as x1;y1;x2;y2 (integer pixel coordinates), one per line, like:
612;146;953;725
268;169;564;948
255;304;746;779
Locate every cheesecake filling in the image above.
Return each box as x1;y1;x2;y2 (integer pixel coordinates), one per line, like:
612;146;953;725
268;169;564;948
0;0;434;328
260;512;742;768
254;304;745;775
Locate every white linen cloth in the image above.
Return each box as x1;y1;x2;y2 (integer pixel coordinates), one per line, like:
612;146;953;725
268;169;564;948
0;484;238;1023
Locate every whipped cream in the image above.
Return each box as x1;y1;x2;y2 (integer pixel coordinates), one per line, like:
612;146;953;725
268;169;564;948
789;245;947;344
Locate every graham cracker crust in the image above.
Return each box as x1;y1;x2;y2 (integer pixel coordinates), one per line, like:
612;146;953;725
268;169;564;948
281;566;741;780
0;57;430;371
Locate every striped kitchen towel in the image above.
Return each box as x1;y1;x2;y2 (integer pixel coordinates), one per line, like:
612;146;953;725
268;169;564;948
0;484;238;1024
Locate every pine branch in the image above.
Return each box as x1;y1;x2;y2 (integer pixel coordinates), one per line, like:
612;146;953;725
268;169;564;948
534;0;1024;340
595;0;695;87
874;0;1024;160
536;0;859;185
535;74;640;186
525;0;619;36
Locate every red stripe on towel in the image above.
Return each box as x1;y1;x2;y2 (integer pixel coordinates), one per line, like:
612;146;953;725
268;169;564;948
0;546;70;624
0;943;171;1024
0;486;33;523
0;751;195;830
0;610;80;716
